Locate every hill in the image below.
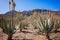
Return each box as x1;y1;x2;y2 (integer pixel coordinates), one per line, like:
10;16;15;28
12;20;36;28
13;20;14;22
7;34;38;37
0;9;60;17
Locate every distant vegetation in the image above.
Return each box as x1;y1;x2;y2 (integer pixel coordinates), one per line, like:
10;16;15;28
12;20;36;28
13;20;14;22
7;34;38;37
0;10;60;40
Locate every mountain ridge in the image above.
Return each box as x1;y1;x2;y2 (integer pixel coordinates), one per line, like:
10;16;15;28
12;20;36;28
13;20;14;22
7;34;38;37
0;9;60;17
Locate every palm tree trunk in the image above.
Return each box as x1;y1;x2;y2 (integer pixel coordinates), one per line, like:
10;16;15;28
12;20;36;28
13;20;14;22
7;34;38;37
8;34;13;40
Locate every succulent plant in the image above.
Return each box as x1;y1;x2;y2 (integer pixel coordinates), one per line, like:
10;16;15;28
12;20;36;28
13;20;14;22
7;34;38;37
1;17;15;40
38;14;54;40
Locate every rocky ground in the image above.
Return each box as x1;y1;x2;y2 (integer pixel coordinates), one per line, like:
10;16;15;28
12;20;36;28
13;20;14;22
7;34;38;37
0;27;8;40
0;27;60;40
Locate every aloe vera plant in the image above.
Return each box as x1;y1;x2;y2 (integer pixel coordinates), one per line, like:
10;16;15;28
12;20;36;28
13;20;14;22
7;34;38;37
39;14;54;40
54;20;60;33
19;22;28;32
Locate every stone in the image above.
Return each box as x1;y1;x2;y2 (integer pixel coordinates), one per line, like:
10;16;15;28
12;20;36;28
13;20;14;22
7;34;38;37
34;35;48;40
0;27;3;32
0;33;8;40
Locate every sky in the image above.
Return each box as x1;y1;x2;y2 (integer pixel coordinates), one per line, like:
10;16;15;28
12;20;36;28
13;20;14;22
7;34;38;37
0;0;60;14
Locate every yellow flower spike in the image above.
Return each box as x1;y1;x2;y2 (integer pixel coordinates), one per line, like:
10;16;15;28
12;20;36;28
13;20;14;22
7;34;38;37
11;0;16;9
48;11;51;18
32;11;37;18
